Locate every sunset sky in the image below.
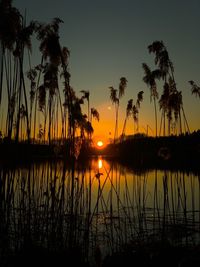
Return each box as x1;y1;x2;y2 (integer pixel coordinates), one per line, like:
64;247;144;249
13;0;200;139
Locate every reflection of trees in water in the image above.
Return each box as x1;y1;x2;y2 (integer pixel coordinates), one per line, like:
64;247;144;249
0;159;199;264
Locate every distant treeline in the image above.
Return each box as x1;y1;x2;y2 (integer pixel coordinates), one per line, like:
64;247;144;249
90;131;200;171
0;129;200;172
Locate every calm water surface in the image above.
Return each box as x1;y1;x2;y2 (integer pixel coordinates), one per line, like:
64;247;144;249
0;157;200;263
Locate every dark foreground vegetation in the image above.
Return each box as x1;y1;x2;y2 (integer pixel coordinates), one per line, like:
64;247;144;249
2;241;200;267
0;151;200;266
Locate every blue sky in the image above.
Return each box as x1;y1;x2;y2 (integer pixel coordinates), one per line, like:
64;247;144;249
13;0;200;137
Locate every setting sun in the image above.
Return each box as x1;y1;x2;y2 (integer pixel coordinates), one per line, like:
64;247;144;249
92;136;108;150
97;141;104;147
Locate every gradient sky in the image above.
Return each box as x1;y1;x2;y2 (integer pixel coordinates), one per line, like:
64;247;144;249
13;0;200;138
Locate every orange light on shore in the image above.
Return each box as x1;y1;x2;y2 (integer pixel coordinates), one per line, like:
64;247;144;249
97;141;104;147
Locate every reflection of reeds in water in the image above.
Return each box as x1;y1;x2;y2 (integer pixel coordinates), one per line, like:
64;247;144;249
0;159;200;265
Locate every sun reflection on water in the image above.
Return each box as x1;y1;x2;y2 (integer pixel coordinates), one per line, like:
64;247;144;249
98;157;103;169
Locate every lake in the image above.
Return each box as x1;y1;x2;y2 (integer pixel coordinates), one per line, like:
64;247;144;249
0;157;199;265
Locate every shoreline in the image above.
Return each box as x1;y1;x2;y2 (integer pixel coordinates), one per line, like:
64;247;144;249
0;132;200;171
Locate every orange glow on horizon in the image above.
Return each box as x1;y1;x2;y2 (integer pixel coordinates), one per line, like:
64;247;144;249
95;140;105;149
92;135;108;149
